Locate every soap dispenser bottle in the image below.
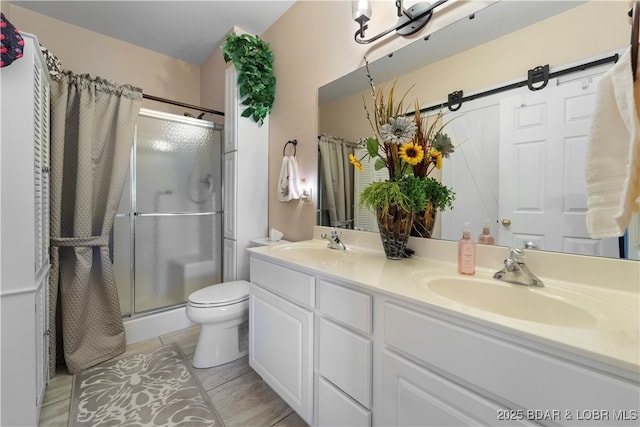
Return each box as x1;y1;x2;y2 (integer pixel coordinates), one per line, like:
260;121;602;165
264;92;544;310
478;219;495;245
458;222;476;275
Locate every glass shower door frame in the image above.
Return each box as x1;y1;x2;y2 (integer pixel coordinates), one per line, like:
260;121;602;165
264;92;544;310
118;108;224;318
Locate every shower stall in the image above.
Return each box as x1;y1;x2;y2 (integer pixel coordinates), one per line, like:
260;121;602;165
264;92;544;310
113;108;223;317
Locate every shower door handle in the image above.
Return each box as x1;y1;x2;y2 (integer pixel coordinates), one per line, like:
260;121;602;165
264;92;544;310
134;211;223;217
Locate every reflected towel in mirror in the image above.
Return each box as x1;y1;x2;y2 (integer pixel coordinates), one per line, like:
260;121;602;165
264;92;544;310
585;48;640;239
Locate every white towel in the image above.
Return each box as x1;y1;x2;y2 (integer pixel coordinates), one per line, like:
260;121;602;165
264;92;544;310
288;156;303;200
585;48;640;239
278;156;303;202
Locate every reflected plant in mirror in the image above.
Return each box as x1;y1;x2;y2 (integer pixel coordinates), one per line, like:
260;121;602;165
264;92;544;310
354;60;456;258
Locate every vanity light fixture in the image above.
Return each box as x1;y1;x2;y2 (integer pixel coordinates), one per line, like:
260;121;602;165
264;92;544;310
353;0;449;44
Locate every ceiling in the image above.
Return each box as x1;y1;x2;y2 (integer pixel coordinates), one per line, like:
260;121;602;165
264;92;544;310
10;1;296;65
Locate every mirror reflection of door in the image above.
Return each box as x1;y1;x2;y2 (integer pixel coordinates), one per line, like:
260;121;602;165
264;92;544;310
443;59;618;257
498;74;618;257
441;97;500;243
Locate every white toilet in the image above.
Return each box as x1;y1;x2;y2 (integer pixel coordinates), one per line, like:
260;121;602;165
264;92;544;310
186;280;250;368
186;237;289;369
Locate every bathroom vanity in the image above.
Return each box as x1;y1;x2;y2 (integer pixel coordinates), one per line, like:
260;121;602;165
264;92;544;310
248;227;639;427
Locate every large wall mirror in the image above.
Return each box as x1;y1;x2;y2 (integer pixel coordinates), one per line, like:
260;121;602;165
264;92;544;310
318;0;639;261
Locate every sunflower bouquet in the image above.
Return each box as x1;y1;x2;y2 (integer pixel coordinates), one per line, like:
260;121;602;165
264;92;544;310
353;60;455;218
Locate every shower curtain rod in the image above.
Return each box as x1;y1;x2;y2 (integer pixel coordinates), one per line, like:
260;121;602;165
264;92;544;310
142;93;224;116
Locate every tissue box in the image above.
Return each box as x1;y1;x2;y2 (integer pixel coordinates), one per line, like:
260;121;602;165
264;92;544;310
269;227;284;241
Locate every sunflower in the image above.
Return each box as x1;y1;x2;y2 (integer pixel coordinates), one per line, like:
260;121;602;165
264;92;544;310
380;116;417;145
399;142;424;166
349;153;364;172
429;149;443;169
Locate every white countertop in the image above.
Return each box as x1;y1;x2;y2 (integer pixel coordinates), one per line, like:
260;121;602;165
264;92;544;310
247;231;640;378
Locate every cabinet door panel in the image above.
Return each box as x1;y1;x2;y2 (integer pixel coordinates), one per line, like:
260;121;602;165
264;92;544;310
318;377;370;427
35;270;49;408
249;284;313;424
224;66;237;153
318;317;372;408
382;351;536;427
223;152;236;239
223;238;236;282
384;302;640;418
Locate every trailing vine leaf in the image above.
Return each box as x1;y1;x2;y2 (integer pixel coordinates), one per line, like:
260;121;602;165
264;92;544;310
222;32;276;125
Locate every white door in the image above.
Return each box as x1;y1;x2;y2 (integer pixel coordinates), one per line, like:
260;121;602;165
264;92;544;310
499;76;618;257
442;98;501;242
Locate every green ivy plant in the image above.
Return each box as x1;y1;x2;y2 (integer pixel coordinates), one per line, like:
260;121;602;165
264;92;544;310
360;175;425;214
222;32;276;125
359;175;455;214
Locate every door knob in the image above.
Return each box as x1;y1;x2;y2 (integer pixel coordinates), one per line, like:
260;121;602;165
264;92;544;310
501;218;511;227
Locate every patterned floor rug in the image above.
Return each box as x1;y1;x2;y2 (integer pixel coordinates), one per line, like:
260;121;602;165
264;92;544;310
69;343;224;426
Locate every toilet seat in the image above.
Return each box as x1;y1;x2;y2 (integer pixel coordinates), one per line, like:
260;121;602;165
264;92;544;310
188;280;250;308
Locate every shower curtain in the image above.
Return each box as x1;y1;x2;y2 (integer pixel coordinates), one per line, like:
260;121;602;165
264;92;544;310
48;71;142;374
318;134;355;228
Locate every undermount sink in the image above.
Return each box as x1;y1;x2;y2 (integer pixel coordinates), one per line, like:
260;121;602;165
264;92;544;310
423;276;598;328
270;242;361;262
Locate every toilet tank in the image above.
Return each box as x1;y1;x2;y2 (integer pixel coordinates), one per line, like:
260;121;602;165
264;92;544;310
249;237;290;248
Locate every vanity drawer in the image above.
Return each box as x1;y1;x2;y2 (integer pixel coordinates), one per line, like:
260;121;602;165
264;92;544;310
384;302;640;420
318;317;372;408
318;376;371;427
250;257;315;308
317;279;372;335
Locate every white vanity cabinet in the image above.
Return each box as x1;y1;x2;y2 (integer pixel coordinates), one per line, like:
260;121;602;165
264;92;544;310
249;257;315;424
249;251;639;427
316;279;373;426
382;301;639;427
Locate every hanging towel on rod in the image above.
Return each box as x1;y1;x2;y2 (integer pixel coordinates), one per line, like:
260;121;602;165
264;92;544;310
278;156;303;202
585;48;640;238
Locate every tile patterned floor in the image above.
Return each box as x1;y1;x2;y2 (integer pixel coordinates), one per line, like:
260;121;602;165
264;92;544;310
38;325;308;427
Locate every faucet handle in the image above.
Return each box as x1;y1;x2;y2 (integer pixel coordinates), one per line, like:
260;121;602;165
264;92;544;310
523;241;538;250
509;247;526;263
330;228;341;238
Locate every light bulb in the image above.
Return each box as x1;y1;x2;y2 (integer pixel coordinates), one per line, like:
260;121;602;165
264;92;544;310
352;0;372;21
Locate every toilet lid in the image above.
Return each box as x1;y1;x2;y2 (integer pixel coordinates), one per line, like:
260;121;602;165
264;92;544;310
188;281;250;306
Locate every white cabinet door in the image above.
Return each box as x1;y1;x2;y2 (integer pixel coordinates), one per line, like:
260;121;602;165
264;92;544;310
249;283;313;424
381;351;536;427
35;270;49;408
224;66;237;153
223;238;236;282
223;151;237;239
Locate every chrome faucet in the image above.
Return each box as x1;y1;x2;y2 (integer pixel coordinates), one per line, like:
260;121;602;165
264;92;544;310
320;228;347;251
493;246;544;287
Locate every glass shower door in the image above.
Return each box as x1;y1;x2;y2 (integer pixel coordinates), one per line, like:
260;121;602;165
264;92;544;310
114;110;223;316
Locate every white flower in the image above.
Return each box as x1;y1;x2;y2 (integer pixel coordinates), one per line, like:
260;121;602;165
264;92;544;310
380;116;417;145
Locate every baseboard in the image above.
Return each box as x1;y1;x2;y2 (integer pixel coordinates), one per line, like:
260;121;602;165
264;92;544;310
123;305;194;344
